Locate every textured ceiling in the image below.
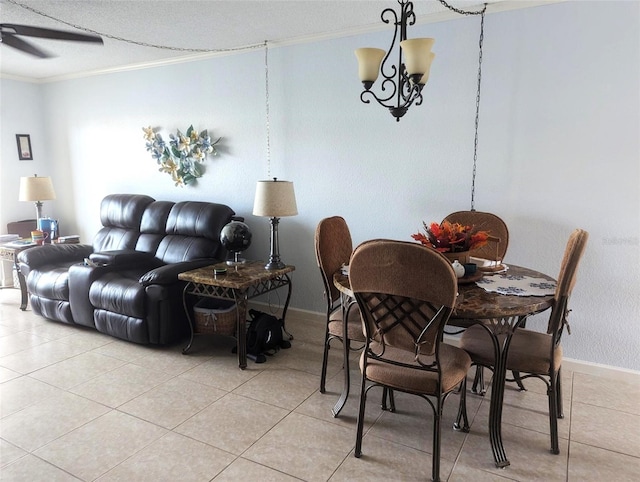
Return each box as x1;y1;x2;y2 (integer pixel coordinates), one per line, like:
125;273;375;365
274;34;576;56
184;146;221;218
1;0;511;81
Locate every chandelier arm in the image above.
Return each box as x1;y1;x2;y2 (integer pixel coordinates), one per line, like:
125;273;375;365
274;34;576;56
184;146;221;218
379;7;400;84
413;90;424;107
379;77;399;103
361;84;420;113
395;1;414;115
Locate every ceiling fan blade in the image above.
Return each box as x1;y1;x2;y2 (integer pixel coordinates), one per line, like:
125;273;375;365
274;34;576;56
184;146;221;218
0;24;103;44
1;32;51;58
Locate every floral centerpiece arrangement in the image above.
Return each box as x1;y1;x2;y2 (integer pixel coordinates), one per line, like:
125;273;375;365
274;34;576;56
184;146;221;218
411;220;489;254
143;125;220;186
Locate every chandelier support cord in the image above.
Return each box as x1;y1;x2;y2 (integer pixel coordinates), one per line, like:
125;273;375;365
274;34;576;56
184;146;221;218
471;8;486;211
264;41;271;179
5;0;263;53
438;0;487;211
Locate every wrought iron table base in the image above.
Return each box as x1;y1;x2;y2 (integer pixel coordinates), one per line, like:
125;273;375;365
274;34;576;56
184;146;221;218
180;265;293;370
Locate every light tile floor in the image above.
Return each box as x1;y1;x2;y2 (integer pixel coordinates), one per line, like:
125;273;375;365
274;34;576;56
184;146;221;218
1;289;639;481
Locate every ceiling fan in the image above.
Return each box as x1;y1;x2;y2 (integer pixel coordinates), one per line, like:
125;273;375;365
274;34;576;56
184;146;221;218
0;24;103;58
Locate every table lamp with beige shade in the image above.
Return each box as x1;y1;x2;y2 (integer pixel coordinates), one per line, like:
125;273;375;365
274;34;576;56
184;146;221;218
253;178;298;270
19;174;56;222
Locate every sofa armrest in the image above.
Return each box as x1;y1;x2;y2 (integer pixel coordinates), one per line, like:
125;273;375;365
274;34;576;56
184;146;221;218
139;259;217;286
90;249;156;267
17;243;93;275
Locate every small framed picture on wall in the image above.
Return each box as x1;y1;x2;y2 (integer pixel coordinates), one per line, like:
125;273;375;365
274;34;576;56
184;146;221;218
16;134;33;160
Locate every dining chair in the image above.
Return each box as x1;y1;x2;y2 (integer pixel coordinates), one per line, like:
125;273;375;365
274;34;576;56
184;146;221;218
443;210;512;392
443;210;509;265
314;216;366;416
458;228;588;454
350;239;471;482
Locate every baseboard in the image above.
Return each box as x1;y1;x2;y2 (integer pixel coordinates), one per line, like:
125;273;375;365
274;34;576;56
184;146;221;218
277;305;640;384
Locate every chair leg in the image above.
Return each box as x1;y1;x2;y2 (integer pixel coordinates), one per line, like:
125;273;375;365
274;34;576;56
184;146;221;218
320;331;331;393
381;387;396;412
471;365;486;395
354;374;368;458
332;338;350;417
556;367;564;419
432;396;443;482
454;377;470;432
548;372;560;454
512;370;527;391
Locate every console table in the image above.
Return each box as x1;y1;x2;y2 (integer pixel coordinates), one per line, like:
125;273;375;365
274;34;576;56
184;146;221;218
179;261;295;369
0;242;34;310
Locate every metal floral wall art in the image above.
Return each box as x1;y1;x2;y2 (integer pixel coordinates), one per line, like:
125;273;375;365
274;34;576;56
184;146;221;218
143;125;221;186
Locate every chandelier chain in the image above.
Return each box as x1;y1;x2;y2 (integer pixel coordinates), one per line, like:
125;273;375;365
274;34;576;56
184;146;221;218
6;0;263;53
438;0;487;211
471;8;486;211
437;0;486;16
264;42;271;179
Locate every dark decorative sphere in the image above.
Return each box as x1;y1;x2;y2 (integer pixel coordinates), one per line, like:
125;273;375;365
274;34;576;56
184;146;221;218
220;221;252;253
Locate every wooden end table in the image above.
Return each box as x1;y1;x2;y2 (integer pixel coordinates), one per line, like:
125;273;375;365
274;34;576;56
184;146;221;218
0;242;35;310
178;261;295;369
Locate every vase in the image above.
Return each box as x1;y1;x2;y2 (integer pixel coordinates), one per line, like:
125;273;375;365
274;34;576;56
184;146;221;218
443;251;470;264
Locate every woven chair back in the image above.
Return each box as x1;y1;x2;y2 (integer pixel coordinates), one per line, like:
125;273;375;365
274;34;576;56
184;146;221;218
547;229;589;335
350;239;457;357
314;216;353;304
444;210;509;261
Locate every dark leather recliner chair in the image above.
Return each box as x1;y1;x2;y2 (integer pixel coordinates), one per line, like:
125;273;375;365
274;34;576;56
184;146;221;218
18;194;236;345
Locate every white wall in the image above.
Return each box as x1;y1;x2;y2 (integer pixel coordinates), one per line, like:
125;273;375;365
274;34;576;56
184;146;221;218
1;1;638;370
0;79;52;222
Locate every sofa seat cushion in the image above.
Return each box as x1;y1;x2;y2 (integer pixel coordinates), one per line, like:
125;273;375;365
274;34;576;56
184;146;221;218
89;270;147;318
27;262;78;300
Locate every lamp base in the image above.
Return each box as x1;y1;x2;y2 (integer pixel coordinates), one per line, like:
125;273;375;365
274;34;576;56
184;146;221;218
265;260;286;270
265;216;286;270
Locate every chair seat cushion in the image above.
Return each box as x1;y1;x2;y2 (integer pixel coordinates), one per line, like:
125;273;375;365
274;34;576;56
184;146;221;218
328;319;367;343
328;306;366;342
460;324;562;375
360;342;471;394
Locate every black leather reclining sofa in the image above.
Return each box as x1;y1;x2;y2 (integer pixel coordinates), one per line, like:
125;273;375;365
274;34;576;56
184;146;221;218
18;194;236;345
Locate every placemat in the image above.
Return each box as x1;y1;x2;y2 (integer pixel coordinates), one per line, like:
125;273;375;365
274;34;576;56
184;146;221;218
477;274;556;296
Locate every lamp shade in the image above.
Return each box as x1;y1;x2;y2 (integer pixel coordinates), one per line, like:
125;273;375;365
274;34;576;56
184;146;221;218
355;48;386;83
400;38;435;76
418;52;436;85
253;179;298;217
19;175;56;202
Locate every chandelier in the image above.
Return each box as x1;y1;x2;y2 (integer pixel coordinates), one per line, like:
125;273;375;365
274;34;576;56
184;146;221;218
355;0;434;122
356;0;486;123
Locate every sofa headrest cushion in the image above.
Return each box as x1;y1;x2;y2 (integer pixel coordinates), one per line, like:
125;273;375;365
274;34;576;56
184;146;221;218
166;202;235;240
140;201;174;234
100;194;155;229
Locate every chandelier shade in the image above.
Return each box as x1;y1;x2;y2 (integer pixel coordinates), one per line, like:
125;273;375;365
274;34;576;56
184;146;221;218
400;38;435;79
355;48;386;86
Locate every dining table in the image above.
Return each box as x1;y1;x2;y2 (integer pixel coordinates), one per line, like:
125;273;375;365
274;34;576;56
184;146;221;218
333;263;556;469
